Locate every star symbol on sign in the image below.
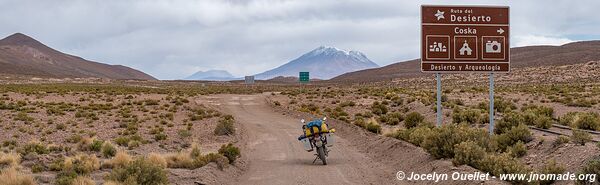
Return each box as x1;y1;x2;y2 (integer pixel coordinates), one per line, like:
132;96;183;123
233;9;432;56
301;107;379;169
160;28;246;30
434;10;445;20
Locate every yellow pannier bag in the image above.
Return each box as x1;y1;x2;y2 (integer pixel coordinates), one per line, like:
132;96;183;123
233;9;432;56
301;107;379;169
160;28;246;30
304;120;328;137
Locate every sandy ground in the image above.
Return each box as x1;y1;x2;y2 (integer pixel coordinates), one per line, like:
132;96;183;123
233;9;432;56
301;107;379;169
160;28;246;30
198;94;505;185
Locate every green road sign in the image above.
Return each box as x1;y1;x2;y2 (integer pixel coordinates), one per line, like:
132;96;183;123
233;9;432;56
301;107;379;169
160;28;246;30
299;72;309;83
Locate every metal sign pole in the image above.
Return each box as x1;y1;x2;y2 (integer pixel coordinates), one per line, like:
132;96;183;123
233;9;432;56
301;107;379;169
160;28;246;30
489;73;495;134
436;73;442;127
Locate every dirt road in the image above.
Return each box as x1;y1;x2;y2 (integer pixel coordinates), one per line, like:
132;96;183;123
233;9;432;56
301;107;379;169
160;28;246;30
201;94;398;185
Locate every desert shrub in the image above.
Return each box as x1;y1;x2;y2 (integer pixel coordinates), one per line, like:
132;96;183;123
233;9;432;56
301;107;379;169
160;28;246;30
384;128;405;140
453;141;486;166
114;137;129;146
147;153;167;169
364;118;381;134
494;98;517;113
56;123;66;130
534;115;553;129
191;153;226;170
577;158;600;185
575;112;600;131
64;154;100;175
507;141;527;158
71;176;95;185
521;104;554;118
495;112;523;134
407;126;430;146
404;112;424;129
421;124;490;159
493;124;533;152
55;170;78;185
104;151;132;169
452;108;483;125
177;129;192;138
190;143;201;158
571;129;592;145
114;135;143;148
298;103;320;114
101;142;117;158
0;152;21;168
14;112;34;123
2;140;17;150
57;154;100;185
379;112;403;125
370;101;388;115
31;163;45;173
353;116;366;127
212;154;230;170
539;159;565;185
107;157;169;185
0;167;36;185
339;101;356;107
553;135;570;148
67;134;84;144
478;153;530;182
327;106;349;121
559;112;600;131
154;133;167;141
164;144;229;170
214;115;235;136
17;141;48;155
127;140;141;150
89;139;104;152
49;158;66;171
165;152;194;169
218;143;240;164
78;137;103;152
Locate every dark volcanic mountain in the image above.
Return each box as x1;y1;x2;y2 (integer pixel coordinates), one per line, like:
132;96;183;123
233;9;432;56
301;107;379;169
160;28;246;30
0;33;156;80
330;41;600;82
255;46;379;80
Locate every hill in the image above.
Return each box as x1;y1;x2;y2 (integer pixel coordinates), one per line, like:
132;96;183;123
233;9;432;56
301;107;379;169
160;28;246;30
330;41;600;82
0;33;156;80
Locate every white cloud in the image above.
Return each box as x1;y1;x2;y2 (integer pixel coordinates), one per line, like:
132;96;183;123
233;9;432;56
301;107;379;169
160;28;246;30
514;35;575;47
0;0;598;79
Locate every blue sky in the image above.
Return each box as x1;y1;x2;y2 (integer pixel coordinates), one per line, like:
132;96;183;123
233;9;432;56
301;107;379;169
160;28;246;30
0;0;598;79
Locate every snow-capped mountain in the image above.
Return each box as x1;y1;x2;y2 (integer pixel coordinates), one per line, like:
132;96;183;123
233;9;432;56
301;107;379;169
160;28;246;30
255;46;379;80
184;70;236;81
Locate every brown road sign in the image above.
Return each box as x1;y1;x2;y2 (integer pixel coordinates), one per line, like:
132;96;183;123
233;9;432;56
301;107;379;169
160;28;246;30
421;5;510;73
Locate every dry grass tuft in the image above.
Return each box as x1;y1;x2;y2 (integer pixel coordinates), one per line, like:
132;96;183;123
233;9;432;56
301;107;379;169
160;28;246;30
0;167;36;185
147;153;167;169
0;152;21;168
71;176;95;185
164;152;194;169
64;154;100;174
103;151;132;169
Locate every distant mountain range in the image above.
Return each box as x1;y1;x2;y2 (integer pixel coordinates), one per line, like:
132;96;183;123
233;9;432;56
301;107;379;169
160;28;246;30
0;33;155;80
331;41;600;82
184;70;236;81
254;46;379;80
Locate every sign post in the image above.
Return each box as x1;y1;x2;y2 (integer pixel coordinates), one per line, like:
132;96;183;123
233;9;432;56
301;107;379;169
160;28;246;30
489;73;494;134
436;73;442;127
299;72;309;83
421;5;509;132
